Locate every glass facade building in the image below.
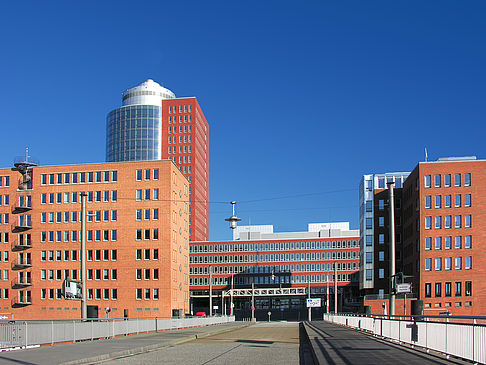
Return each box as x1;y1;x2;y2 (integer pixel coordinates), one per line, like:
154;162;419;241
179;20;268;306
106;79;175;162
106;105;161;162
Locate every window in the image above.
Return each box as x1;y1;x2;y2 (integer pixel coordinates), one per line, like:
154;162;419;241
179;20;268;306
465;256;472;270
445;236;452;250
445;282;452;297
455;282;462;296
136;288;142;300
435;216;442;229
144;209;150;220
465;215;471;228
435;196;441;208
464;235;472;249
435;237;442;250
434;257;441;271
454;173;461;187
424;175;431;188
378;269;384;279
144;189;150;200
464;173;471;187
425;217;431;229
464;194;471;207
379;251;384;262
153;189;159;200
136;190;142;201
136;170;142;181
425;196;431;209
378;234;384;244
365;218;372;229
444;195;451;208
365;270;372;280
435;283;442;297
425;283;432;298
455;194;461;208
136;209;142;220
425;237;432;250
434;174;441;188
455;257;462;270
455;216;461;228
144;169;150;180
365;252;373;264
444;174;451;187
379;217;384;227
153;169;159;180
445;215;451;229
365;235;372;246
465;281;472;296
445;257;452;270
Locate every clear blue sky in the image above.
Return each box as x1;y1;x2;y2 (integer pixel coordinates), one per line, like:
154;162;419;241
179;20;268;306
1;1;485;241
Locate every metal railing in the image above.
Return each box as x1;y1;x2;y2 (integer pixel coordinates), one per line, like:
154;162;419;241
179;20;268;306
0;315;235;349
324;313;486;364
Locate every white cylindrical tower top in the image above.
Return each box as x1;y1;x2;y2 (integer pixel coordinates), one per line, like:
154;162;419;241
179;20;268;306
122;79;176;106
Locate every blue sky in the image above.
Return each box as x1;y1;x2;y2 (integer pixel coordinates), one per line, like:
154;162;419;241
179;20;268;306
0;1;485;241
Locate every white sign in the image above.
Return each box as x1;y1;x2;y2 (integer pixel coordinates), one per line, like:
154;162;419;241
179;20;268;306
396;283;411;293
62;280;82;300
306;298;321;308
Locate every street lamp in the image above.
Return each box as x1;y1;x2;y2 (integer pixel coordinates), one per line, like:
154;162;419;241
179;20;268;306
225;201;241;229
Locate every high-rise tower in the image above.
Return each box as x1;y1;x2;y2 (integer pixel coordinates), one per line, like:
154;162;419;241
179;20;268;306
106;80;209;241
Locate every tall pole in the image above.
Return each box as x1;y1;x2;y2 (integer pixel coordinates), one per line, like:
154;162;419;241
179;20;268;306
334;262;338;314
209;265;212;316
308;281;311;321
251;282;255;322
326;275;329;314
388;181;396;316
222;291;225;316
230;274;234;316
80;192;87;319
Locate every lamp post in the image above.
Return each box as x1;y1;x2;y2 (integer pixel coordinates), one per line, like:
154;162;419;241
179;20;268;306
80;193;87;319
225;201;241;229
388;181;396;316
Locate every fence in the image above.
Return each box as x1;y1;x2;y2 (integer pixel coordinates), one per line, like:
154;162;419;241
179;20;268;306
323;313;486;364
0;315;235;349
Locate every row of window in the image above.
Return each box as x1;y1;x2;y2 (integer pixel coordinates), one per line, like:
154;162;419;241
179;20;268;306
190;251;358;264
41;210;118;224
190;273;358;286
364;233;402;246
425;194;471;209
136;209;158;221
190;262;357;276
41;171;118;185
424;256;472;271
0;176;10;188
168;125;192;134
168;145;192;154
424;215;472;229
424;235;472;250
168;135;192;144
190;240;359;253
135;229;159;241
135;189;159;201
41;230;117;243
135;169;160;181
40;288;119;301
135;248;160;261
168;104;192;114
424;173;471;188
41;249;118;262
135;268;159;280
136;288;160;300
41;190;118;204
425;281;472;298
0;195;9;206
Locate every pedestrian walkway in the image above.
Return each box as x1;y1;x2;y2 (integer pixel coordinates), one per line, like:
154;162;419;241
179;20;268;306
0;321;249;365
303;321;467;365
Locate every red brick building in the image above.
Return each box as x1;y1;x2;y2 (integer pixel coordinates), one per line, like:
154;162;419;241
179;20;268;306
363;157;486;315
0;159;189;319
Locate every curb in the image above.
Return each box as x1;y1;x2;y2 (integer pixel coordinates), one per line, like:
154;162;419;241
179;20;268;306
301;322;319;365
60;323;251;365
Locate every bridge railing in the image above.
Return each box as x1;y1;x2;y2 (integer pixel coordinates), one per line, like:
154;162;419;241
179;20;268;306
323;313;486;364
0;315;235;349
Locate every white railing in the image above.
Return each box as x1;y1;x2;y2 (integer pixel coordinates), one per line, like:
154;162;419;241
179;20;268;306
0;315;235;349
324;314;486;364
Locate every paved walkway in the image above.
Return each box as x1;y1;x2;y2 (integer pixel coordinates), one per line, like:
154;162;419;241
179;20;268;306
303;321;466;365
0;322;249;365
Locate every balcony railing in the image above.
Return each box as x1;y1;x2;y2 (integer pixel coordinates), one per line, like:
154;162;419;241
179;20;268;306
11;295;32;307
11;198;32;214
11;222;32;233
11;277;32;289
11;258;32;270
11;238;32;251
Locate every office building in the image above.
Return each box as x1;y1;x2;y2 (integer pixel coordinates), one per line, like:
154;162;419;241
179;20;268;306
0;159;189;319
106;79;209;242
362;157;486;315
189;223;360;320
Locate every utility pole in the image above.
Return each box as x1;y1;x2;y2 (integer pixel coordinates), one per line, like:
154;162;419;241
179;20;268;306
230;274;234;316
251;282;255;322
334;262;338;314
209;265;212;316
80;192;87;319
308;281;311;321
388;181;396;316
326;276;329;314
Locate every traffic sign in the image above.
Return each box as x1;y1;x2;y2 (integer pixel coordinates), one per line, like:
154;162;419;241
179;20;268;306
306;298;321;308
395;283;411;293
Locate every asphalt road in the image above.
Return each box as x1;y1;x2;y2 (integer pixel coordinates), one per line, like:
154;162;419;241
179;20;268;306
100;322;307;365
